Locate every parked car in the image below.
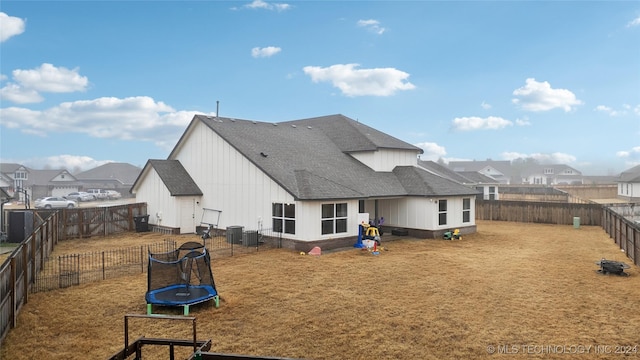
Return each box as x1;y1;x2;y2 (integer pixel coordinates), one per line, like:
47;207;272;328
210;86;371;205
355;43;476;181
105;190;122;199
35;197;77;209
86;189;109;200
66;191;96;202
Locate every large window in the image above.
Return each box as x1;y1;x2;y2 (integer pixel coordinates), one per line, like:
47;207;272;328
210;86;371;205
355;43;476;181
321;203;348;235
462;198;471;223
438;199;447;226
273;203;295;234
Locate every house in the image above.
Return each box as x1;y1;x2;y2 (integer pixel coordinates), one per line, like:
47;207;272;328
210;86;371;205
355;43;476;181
519;164;583;185
75;162;141;197
618;165;640;201
418;160;500;200
447;160;514;184
0;163;81;202
131;114;480;250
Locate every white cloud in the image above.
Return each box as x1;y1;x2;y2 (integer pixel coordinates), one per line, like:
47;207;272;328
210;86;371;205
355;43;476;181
0;12;25;42
357;19;386;34
302;63;415;97
617;146;640;160
0;83;44;104
512;78;583;112
451;116;512;131
243;0;290;11
502;151;577;164
480;101;492;110
0;63;89;104
414;142;446;160
627;16;640;28
594;105;625;116
251;46;282;58
0;96;214;150
515;117;531;126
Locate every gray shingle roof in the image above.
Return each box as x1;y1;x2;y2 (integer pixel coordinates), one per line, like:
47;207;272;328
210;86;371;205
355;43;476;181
147;160;203;196
619;165;640;182
194;114;476;200
75;162;141;185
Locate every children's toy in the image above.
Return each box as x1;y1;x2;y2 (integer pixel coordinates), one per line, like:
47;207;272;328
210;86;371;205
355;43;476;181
443;229;461;240
146;241;219;315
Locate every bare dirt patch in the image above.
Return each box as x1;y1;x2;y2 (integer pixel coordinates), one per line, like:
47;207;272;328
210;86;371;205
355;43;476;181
2;220;639;360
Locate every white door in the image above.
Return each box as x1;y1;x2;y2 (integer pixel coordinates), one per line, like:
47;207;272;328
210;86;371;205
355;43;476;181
179;198;196;234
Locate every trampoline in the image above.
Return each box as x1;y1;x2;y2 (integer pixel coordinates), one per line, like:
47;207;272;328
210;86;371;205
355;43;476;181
146;241;219;315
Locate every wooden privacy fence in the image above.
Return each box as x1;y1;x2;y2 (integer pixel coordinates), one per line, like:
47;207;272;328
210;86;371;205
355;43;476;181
0;211;58;347
602;207;639;268
56;202;148;240
476;200;603;226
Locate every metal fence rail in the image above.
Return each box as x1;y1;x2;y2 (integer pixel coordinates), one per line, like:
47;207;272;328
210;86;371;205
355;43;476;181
32;240;176;293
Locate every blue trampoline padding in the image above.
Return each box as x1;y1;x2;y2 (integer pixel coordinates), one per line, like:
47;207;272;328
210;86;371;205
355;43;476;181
146;284;218;306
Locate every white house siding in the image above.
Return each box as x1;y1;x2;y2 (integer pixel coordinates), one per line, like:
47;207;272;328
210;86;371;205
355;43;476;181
294;200;361;241
376;196;475;230
172;121;296;235
52;186;78;197
135;169;183;231
350;149;418;172
618;182;640;199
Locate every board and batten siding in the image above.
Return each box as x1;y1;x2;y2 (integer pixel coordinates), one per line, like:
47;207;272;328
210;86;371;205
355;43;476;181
295;200;361;240
618;182;640;199
135;167;185;231
376;196;475;230
172;120;296;234
350;149;419;172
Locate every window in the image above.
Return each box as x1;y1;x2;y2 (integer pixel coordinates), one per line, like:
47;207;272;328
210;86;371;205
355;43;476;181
462;198;471;223
544;168;553;174
358;200;365;214
488;186;496;200
321;203;348;235
15;171;27;180
272;203;295;234
438;199;447;226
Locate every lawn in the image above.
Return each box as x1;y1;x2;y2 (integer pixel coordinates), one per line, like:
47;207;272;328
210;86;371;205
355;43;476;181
1;220;638;360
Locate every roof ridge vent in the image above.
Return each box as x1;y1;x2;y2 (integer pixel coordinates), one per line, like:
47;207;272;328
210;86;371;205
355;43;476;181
291;124;297;128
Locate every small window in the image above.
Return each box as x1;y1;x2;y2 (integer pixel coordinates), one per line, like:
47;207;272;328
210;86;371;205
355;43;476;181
462;198;471;223
438;199;447;225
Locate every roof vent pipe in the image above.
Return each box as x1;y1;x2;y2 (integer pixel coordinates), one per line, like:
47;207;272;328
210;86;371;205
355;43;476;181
216;101;219;118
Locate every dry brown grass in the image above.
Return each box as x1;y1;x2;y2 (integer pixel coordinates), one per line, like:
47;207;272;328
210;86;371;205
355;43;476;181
2;220;639;360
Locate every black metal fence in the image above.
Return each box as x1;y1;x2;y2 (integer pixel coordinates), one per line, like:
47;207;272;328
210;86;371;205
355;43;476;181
31;227;282;293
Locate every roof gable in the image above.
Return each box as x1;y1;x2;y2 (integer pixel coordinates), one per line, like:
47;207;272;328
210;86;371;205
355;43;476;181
146;160;203;196
168;114;476;200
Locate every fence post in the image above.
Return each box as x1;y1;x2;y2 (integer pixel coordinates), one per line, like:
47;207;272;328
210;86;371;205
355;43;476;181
10;256;16;328
102;251;106;280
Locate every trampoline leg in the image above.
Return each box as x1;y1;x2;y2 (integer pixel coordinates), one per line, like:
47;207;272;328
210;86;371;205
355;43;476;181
214;296;220;308
183;305;190;316
147;304;152;315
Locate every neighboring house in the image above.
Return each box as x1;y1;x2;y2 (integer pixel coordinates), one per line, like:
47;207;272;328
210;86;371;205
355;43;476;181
1;163;81;201
131;114;480;250
0;163;30;201
520;164;583;185
618;165;640;201
28;169;82;200
418;160;500;200
75;162;141;197
447;160;514;184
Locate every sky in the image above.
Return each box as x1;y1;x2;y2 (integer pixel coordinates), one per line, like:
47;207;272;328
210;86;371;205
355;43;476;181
0;1;639;176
